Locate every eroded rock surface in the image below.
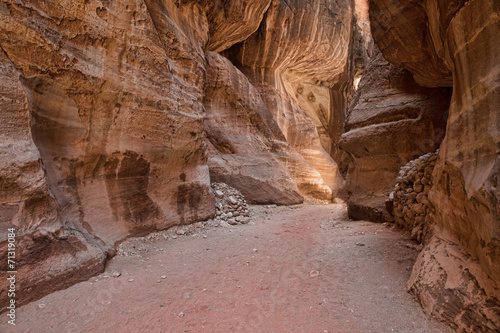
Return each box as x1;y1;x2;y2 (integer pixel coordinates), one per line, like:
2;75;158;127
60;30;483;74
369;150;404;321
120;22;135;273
223;0;354;199
0;0;358;310
204;52;305;205
368;0;500;330
368;0;453;87
205;0;272;52
340;48;450;222
204;51;346;204
0;0;216;310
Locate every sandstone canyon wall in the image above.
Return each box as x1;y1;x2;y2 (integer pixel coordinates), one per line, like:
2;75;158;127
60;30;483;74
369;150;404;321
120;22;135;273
340;48;450;221
222;0;357;199
0;0;355;310
367;0;500;331
0;0;217;309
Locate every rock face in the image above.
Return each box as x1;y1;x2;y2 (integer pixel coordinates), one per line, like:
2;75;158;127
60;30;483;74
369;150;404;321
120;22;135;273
368;0;453;87
340;48;450;222
205;0;272;52
204;51;341;204
0;0;217;310
223;0;355;199
368;0;500;330
0;0;358;310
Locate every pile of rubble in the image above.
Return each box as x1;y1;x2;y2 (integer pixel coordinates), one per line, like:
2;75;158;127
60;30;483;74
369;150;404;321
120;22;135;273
212;183;251;225
392;151;438;243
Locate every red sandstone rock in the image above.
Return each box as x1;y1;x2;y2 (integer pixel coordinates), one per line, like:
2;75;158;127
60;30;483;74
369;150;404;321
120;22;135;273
368;0;453;87
369;0;500;330
204;51;304;205
205;0;272;52
223;0;353;198
0;0;216;310
0;0;356;310
340;48;450;222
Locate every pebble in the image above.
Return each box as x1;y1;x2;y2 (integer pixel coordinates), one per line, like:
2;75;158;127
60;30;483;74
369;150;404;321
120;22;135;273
309;270;320;277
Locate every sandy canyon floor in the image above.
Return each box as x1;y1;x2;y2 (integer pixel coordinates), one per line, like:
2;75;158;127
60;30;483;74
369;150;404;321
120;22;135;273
1;203;452;333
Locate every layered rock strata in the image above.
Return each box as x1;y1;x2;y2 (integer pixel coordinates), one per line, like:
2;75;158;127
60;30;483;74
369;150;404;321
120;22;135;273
0;0;216;311
0;0;358;310
205;0;272;53
223;0;355;199
204;51;335;204
368;0;500;330
340;48;450;222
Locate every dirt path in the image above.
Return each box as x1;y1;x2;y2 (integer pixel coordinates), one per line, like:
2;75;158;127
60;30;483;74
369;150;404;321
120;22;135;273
2;204;451;333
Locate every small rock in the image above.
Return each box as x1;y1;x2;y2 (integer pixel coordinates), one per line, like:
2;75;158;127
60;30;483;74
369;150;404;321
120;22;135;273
215;190;224;198
38;304;46;309
413;184;424;193
411;225;423;240
309;270;320;277
128;279;134;282
228;219;238;225
355;242;365;246
412;203;425;214
161;275;167;279
178;312;185;318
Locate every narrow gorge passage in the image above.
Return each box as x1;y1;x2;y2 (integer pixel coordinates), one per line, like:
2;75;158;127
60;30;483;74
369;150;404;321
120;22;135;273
1;0;498;331
1;204;451;333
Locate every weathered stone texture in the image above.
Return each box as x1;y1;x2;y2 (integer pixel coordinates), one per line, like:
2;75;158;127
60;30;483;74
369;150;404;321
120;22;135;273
205;0;272;52
204;51;305;205
223;0;354;199
0;0;359;310
369;0;500;331
340;48;450;222
0;0;215;310
368;0;453;87
392;152;439;243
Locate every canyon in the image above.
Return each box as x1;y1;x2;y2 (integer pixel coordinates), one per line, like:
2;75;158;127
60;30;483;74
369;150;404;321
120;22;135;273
0;0;498;332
